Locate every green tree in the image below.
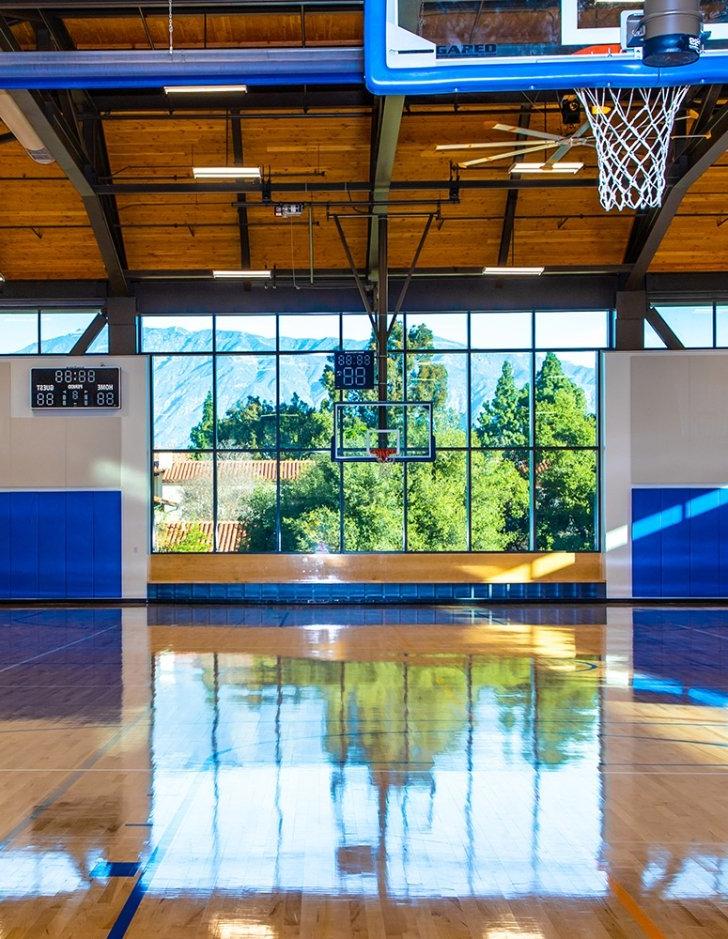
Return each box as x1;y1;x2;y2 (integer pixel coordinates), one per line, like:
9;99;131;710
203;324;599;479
189;391;214;451
533;352;596;550
475;360;529;449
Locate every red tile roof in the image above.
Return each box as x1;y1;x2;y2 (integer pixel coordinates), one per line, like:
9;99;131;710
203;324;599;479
160;458;312;484
155;520;247;552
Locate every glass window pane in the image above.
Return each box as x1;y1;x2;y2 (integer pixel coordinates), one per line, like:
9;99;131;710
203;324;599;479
153;451;213;552
471;352;530;446
281;451;340;552
644;321;666;349
407;451;467;550
343;462;403;551
407;352;467;443
141;315;213;352
715;306;728;347
405;312;467;349
536;311;608;349
0;311;37;354
40;310;102;353
279;314;339;351
535;352;597;447
88;324;109;354
471;311;532;350
471;450;530;550
279;353;334;448
342;313;374;350
653;305;713;348
216;315;276;352
217;452;276;552
152;354;213;450
216;355;277;451
535;448;597;551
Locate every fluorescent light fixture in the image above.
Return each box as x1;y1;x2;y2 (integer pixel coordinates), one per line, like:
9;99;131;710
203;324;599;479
212;270;272;279
483;266;544;276
510;161;584;174
0;273;5;282
164;84;247;94
192;166;261;180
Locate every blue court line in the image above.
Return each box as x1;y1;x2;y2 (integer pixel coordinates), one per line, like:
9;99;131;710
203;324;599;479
107;759;214;938
91;861;140;878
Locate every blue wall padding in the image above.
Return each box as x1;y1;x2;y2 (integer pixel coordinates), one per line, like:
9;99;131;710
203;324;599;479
0;491;121;599
632;487;728;597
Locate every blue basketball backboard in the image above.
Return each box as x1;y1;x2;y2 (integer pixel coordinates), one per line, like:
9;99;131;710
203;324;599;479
364;0;728;94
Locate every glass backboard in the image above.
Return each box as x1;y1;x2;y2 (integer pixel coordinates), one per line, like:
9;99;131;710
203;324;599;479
365;0;728;94
332;400;436;463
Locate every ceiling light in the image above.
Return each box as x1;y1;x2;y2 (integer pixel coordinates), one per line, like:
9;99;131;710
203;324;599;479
0;274;5;282
212;270;272;279
192;166;261;180
164;85;247;94
510;161;584;174
483;266;544;276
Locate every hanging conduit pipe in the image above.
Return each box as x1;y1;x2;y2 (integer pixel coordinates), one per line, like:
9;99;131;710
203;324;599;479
0;47;364;90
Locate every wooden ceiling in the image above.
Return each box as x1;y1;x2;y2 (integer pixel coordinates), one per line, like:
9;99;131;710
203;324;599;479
0;6;726;282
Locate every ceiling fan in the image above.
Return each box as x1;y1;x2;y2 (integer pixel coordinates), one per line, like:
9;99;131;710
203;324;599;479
435;121;593;169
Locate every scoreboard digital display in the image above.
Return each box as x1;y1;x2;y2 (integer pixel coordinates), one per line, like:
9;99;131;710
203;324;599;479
334;351;375;390
31;367;121;410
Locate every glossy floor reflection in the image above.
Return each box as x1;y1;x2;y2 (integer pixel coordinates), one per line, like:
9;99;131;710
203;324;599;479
0;605;728;936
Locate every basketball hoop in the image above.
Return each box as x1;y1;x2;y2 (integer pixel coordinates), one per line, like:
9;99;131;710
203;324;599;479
370;446;398;464
575;85;689;211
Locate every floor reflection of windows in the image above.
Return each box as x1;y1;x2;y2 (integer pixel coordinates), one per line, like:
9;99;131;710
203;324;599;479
149;646;604;897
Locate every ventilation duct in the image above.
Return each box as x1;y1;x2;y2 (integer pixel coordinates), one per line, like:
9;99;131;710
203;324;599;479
0;91;54;164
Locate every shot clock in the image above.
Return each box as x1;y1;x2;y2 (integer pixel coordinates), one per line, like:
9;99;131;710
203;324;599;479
30;367;121;409
333;351;375;390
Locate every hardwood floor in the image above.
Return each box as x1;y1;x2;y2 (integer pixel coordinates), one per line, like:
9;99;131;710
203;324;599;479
0;604;727;937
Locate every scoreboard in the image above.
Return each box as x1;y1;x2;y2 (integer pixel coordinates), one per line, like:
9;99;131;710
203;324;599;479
333;351;375;390
31;367;121;409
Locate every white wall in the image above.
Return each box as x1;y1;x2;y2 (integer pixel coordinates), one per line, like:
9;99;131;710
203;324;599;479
0;355;149;598
603;350;728;597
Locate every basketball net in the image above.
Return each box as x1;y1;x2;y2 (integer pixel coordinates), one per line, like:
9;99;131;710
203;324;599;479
575;85;690;211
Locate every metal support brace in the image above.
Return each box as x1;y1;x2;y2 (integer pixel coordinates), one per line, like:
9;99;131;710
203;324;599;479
376;214;388;418
645;305;685;349
389;213;434;332
332;214;375;326
69;310;108;354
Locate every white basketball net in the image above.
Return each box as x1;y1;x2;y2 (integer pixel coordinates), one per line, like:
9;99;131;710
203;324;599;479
575;85;690;211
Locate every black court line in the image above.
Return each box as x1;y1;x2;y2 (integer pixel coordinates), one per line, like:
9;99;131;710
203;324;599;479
0;710;147;852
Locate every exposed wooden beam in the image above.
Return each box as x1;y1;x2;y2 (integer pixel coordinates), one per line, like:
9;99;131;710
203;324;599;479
625;92;728;288
0;17;128;294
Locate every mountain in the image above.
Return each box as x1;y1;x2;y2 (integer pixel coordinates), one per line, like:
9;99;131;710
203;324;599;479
147;325;597;450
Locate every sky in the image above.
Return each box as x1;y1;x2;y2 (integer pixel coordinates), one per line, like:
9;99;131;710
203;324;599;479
0;307;719;355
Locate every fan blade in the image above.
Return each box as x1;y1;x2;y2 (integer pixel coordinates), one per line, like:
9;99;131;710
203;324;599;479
492;122;563;142
542;123;593;166
435;141;548;152
459;142;558;167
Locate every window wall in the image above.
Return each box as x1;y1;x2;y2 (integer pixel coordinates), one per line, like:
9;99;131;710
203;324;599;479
646;302;728;348
0;308;108;354
144;310;607;554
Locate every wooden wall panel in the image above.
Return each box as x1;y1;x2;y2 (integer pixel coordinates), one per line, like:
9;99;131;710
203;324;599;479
64;11;362;50
150;551;604;584
0;139;105;279
149;622;605;659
